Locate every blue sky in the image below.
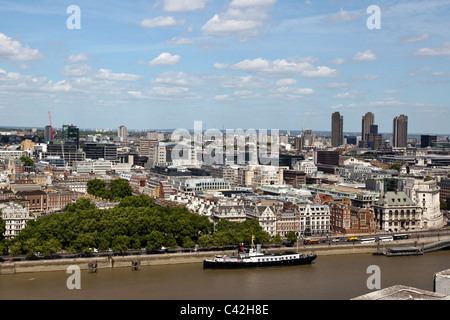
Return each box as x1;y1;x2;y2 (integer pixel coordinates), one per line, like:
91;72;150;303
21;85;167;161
0;0;449;134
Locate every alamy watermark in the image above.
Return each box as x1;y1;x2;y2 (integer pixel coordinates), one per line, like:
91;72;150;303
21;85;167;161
366;265;381;290
367;5;381;30
170;121;280;168
66;5;81;30
66;265;81;290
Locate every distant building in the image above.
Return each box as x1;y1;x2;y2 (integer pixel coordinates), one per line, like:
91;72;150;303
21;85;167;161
361;112;374;142
283;170;307;188
62;124;80;149
331;112;344;147
83;143;118;161
44;125;53;143
421;135;437;148
393;115;408;148
118;126;128;141
438;179;450;205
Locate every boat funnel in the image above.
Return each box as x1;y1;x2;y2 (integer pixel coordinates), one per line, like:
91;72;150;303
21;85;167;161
257;244;261;253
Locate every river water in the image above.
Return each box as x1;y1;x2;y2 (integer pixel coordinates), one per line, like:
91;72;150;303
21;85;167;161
0;251;449;300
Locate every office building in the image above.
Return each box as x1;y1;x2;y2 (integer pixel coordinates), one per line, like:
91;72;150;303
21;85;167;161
118;126;128;141
44;141;85;166
83;143;118;161
361;112;374;142
393;115;408;148
62;125;80;149
44;125;53;143
421;135;437;148
331;112;343;147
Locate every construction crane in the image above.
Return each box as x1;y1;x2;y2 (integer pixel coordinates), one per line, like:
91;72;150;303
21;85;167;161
48;111;55;139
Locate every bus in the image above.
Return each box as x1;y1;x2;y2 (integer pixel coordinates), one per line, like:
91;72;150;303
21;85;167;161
347;237;358;242
304;239;320;245
393;234;409;240
360;238;376;243
379;236;393;242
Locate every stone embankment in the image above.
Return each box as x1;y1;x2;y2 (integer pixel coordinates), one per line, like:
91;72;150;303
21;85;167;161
1;235;448;275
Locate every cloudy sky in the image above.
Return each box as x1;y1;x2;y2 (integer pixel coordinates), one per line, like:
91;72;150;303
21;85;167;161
0;0;449;134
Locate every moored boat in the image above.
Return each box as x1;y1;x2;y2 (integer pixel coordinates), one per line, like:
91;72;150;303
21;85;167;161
203;244;317;269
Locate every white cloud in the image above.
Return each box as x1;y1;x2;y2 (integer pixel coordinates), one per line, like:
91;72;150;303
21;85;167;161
94;69;142;81
67;53;89;63
302;66;340;78
166;37;195;45
384;89;399;94
351;74;379;81
351;50;378;62
294;88;314;95
325;8;359;23
61;64;92;77
201;0;277;40
409;67;430;77
413;42;450;57
329;57;344;65
140;53;181;67
128;90;145;99
140;16;185;28
326;82;349;89
162;0;210;12
230;0;277;7
215;56;339;78
41;80;72;93
0;33;44;61
400;33;430;43
152;71;203;87
276;78;296;86
333;91;360;100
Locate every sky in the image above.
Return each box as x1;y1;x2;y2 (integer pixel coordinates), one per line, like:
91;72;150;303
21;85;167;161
0;0;449;134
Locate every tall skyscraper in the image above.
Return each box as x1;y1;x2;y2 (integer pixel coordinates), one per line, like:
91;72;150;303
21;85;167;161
44;125;53;143
62;124;80;149
393;114;408;148
331;112;343;147
361;112;374;141
118;126;128;141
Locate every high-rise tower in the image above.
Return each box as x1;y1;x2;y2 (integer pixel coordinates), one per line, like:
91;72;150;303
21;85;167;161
331;112;343;147
362;112;374;141
393;114;408;148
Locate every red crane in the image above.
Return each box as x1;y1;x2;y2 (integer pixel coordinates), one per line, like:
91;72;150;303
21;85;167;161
48;111;55;139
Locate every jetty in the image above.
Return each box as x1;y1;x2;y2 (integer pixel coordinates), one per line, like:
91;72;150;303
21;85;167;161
375;238;450;256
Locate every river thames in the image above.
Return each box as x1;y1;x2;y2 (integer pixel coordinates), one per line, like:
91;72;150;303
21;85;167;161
0;250;448;300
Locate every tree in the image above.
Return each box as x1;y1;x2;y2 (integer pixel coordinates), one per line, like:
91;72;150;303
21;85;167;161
440;199;448;210
182;236;195;249
19;156;34;167
197;235;212;249
108;178;132;200
389;163;402;172
87;179;107;198
40;239;62;257
272;234;283;245
145;230;165;251
286;231;297;243
111;235;129;254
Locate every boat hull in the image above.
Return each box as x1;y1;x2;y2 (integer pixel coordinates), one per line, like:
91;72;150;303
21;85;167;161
203;254;317;269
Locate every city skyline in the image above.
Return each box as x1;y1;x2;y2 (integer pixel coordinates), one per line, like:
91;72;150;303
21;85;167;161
0;1;449;134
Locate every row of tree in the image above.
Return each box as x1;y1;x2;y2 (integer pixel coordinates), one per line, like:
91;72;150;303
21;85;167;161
1;195;278;257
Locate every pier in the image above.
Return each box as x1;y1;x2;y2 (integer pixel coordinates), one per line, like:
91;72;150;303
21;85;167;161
379;238;450;256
